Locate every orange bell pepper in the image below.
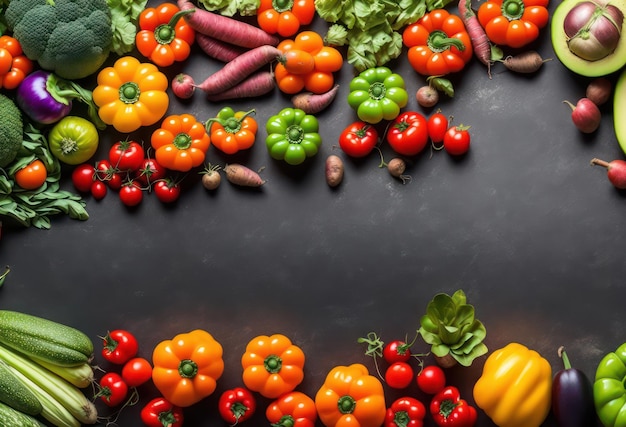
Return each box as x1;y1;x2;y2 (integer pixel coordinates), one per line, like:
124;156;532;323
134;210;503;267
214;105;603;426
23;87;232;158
151;329;224;408
0;35;33;90
150;114;211;172
266;391;317;427
206;107;258;155
93;56;169;133
315;363;386;427
241;334;305;399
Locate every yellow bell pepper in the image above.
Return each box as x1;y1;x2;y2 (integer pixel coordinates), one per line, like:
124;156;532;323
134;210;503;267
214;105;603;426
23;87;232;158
473;342;552;427
315;363;386;427
93;56;169;133
151;329;224;408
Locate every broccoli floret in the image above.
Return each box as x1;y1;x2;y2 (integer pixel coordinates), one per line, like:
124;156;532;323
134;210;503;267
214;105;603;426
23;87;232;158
0;94;23;169
6;0;112;80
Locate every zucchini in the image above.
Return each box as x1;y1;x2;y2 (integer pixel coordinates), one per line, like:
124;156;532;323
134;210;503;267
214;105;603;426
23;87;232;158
0;360;42;416
0;310;93;367
0;401;46;427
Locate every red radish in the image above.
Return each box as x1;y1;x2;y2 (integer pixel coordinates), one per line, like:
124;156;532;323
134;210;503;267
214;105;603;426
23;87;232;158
177;0;279;48
171;73;196;99
224;163;266;187
416;85;439;108
195;33;246;63
586;77;612;106
291;85;339;114
205;71;276;101
563;98;601;133
501;51;551;73
591;158;626;189
194;45;281;95
325;154;344;187
458;0;492;76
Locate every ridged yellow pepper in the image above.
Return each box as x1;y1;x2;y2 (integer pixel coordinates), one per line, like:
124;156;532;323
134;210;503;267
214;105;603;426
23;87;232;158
473;342;552;427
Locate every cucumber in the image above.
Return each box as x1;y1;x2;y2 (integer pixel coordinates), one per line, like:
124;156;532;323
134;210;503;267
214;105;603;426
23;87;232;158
0;401;46;427
0;360;42;416
0;310;93;367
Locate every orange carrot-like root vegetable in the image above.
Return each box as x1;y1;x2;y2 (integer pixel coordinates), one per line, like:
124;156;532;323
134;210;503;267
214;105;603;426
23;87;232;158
458;0;493;77
177;0;279;48
224;164;266;187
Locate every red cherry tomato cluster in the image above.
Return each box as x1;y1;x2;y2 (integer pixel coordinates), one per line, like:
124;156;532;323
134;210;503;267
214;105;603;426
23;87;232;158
427;111;472;156
70;140;184;206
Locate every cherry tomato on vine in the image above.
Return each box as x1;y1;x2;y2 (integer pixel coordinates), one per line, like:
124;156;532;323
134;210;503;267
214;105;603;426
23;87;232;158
109;140;145;172
14;159;47;190
385;362;414;389
427;111;449;145
135;157;166;187
443;124;471;156
95;159;123;191
383;339;412;364
119;182;144;207
338;121;379;158
102;330;139;365
153;179;181;203
90;180;107;200
98;372;129;407
122;357;153;387
71;164;95;193
417;365;446;395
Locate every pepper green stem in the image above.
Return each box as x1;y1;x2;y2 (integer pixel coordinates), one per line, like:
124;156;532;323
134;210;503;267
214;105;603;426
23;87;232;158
394;410;410;427
337;395;356;414
286;125;304;144
368;82;387;100
272;0;295;13
501;0;525;20
439;399;458;418
178;359;198;378
155;9;195;45
428;30;466;52
205;109;256;134
271;415;295;427
264;354;283;373
173;133;193;150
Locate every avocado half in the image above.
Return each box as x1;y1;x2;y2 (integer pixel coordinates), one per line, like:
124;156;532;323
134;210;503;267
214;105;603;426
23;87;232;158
614;68;626;154
551;0;626;77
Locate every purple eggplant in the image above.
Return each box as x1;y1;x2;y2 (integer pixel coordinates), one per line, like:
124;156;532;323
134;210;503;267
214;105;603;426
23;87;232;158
16;70;106;129
552;346;596;427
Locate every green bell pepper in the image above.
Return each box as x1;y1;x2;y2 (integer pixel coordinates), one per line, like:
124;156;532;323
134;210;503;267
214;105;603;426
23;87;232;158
265;108;321;165
594;343;626;426
347;67;408;125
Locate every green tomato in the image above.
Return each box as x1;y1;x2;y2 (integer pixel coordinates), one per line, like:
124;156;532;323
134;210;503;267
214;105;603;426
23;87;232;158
48;116;99;165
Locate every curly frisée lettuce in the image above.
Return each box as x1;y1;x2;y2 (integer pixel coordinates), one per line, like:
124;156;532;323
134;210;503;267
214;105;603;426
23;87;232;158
107;0;149;55
197;0;260;16
316;0;427;71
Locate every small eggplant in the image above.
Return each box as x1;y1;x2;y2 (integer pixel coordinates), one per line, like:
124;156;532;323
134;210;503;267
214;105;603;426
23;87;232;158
552;346;596;427
16;70;105;129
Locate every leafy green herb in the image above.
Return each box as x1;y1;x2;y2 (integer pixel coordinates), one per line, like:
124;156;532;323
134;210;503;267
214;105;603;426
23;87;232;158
428;76;455;98
315;0;426;71
197;0;260;17
0;125;89;229
107;0;149;55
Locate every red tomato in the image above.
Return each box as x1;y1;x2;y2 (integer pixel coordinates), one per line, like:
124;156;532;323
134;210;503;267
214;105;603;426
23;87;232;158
119;182;143;207
14;159;47;190
71;164;96;193
443;125;471;156
90;180;107;200
95;159;123;191
338;121;379;158
427;111;449;145
141;398;184;427
386;111;429;156
153;179;181;203
385;362;414;389
102;330;139;365
134;157;166;187
121;357;153;387
417;365;446;395
98;372;129;407
383;340;412;364
109;140;145;171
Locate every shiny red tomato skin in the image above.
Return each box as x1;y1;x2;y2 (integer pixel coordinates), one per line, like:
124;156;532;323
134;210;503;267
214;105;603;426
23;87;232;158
119;182;143;207
385;361;414;389
121;357;153;387
109;140;145;172
71;164;95;193
386;111;429;156
95;160;123;191
427;112;449;144
153;180;181;203
102;329;139;364
383;340;412;364
443;125;471;156
338;121;379;158
135;157;166;187
417;365;447;395
90;180;107;200
99;372;129;407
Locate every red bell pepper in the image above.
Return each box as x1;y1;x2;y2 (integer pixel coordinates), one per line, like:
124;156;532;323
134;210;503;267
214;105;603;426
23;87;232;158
430;386;477;427
385;397;426;427
218;387;256;424
140;397;184;427
386;111;429;157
